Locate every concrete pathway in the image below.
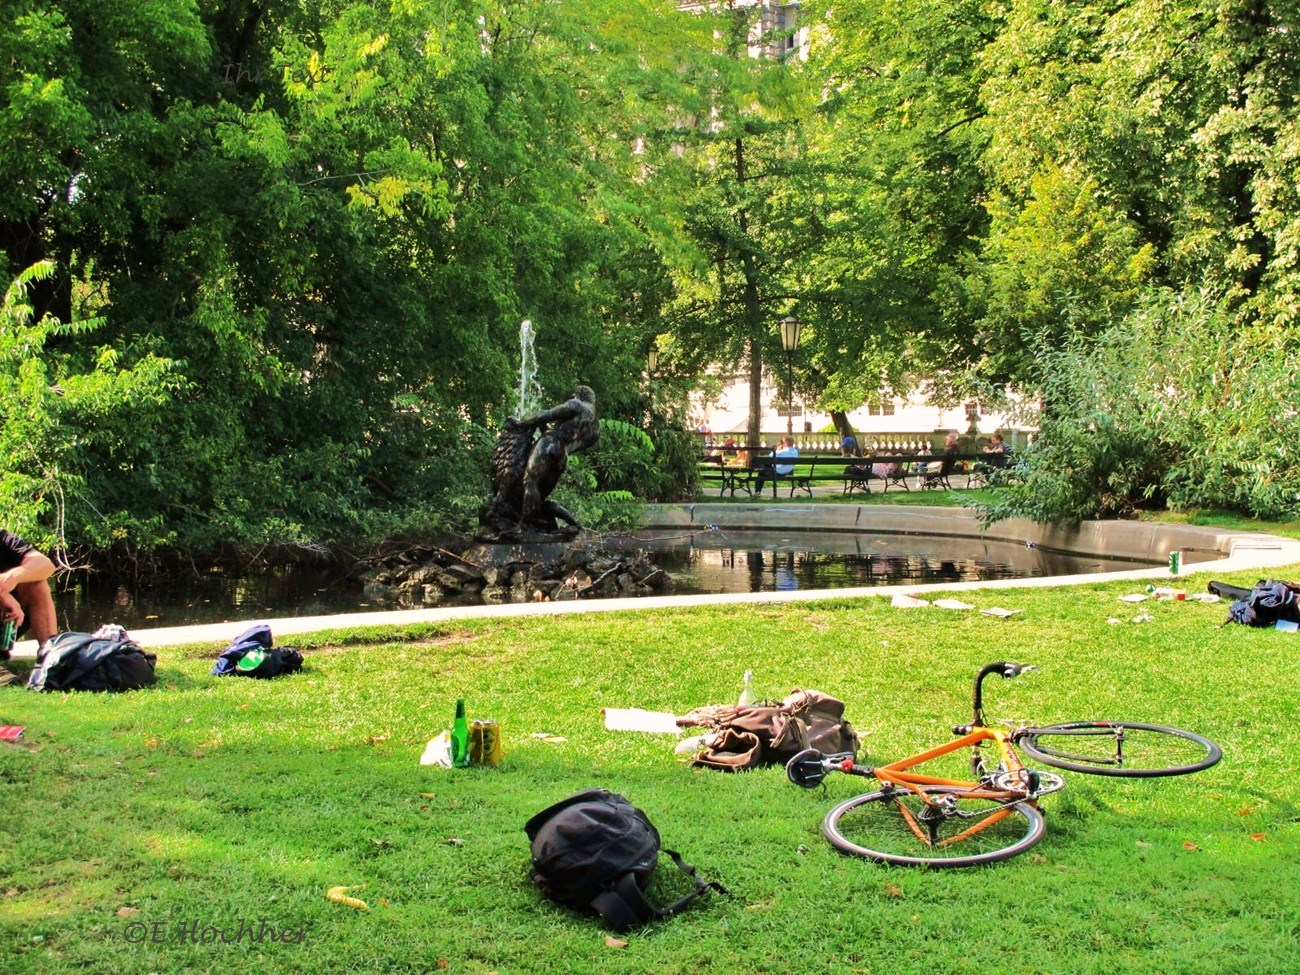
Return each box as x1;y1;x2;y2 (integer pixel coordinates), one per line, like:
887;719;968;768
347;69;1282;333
9;504;1298;655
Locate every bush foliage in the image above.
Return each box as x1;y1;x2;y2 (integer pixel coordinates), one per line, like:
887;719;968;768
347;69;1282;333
979;289;1300;524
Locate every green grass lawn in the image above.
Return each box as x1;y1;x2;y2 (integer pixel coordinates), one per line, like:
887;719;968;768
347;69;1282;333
3;565;1299;975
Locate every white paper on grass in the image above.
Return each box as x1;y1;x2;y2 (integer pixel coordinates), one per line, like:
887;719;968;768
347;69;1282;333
981;607;1023;618
602;708;681;734
933;599;975;610
1117;593;1149;603
892;594;929;608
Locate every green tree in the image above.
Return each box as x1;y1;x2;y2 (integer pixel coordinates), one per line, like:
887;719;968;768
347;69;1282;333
0;0;707;554
645;1;816;445
783;0;998;411
0;262;177;552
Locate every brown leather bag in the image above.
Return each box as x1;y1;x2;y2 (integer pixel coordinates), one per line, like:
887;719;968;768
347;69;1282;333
690;689;859;770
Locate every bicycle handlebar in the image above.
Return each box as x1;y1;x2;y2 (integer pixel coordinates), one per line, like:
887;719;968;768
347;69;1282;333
972;661;1037;727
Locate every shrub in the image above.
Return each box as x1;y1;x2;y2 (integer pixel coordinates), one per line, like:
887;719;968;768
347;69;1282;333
977;287;1300;525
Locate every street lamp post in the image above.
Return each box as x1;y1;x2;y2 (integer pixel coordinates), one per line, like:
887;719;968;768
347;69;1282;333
779;316;801;437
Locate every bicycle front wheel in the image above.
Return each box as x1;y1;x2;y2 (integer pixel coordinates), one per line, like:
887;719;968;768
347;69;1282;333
1017;722;1221;777
822;786;1045;868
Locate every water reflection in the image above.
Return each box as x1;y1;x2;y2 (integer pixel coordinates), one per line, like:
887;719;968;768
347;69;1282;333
55;563;365;633
629;529;1150;596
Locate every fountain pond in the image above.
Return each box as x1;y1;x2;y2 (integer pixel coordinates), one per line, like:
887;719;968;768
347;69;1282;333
51;527;1161;632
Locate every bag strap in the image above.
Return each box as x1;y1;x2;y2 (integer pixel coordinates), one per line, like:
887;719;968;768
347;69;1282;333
588;850;730;933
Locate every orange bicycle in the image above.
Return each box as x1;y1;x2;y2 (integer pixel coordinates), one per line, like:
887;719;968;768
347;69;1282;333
786;661;1222;867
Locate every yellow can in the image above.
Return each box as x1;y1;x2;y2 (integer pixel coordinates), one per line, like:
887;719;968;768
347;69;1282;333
470;718;504;766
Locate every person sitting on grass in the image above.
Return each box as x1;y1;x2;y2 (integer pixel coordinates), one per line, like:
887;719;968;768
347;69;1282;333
754;436;798;495
0;529;58;686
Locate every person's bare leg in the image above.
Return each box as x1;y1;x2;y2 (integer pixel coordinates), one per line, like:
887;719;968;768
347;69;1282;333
15;581;57;643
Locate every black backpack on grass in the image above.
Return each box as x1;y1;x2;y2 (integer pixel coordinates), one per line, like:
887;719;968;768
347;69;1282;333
524;789;727;932
1212;579;1300;628
27;627;156;692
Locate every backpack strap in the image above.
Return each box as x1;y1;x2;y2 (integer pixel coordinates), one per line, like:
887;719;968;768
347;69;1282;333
588;849;730;933
590;874;655;933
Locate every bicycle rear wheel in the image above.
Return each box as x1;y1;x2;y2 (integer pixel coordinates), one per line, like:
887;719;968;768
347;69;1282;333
1017;722;1221;777
822;785;1045;868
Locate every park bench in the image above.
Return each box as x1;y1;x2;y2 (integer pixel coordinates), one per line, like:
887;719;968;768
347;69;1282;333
699;450;1014;498
699;452;856;498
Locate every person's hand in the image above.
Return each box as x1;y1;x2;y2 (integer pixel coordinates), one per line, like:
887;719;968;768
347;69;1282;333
1;591;23;629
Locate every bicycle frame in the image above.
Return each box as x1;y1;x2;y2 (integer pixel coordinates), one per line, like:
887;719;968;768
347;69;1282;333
797;662;1055;852
876;727;1037;849
866;660;1042;797
872;724;1029;798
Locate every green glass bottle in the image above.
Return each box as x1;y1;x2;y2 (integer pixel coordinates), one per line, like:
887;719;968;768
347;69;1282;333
451;698;471;767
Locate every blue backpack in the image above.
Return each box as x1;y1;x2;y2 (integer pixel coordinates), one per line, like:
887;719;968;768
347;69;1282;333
212;625;304;678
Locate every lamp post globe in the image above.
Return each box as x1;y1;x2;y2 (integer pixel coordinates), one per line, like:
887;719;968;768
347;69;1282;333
779;316;801;437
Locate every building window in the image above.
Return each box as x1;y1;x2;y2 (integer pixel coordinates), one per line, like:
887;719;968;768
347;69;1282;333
779;4;798;53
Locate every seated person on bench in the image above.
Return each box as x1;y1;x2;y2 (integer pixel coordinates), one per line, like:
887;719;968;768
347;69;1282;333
754;437;798;495
923;433;960;487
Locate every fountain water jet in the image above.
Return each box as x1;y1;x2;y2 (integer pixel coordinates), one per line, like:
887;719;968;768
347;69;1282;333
517;319;542;420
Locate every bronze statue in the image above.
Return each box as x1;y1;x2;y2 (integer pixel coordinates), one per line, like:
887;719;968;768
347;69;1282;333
478;386;598;540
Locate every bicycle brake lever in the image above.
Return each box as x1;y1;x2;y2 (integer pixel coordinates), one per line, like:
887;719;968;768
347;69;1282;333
1002;662;1037;678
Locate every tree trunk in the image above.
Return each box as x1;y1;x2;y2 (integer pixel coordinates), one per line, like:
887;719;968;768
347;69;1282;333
736;136;764;447
830;410;857;453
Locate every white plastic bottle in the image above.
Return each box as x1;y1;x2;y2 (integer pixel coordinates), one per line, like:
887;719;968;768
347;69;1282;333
738;669;757;707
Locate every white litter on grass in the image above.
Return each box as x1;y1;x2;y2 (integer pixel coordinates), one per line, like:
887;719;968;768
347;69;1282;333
933;599;975;610
1188;593;1221;604
892;594;929;608
602;708;681;734
1118;593;1149;603
419;732;452;767
981;607;1023;619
